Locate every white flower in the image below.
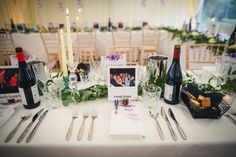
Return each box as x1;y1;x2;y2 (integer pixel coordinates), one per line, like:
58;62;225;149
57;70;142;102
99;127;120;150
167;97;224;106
208;38;216;44
229;44;236;50
182;32;187;36
207;33;213;38
191;32;199;36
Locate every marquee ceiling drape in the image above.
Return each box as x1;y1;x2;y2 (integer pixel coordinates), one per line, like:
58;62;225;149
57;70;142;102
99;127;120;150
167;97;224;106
0;0;203;29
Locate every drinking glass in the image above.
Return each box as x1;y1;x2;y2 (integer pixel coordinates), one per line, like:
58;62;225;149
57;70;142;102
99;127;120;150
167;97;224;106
137;65;148;83
89;58;101;84
48;78;64;109
142;81;160;109
67;53;79;90
31;61;51;95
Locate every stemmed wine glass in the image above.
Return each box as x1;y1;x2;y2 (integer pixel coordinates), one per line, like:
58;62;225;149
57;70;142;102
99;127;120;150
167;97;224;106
32;62;62;109
142;81;162;109
31;61;51;94
89;57;101;84
67;56;78;90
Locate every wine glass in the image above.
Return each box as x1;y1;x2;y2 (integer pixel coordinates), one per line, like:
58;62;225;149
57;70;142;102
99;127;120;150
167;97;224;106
31;61;51;95
47;78;64;109
142;81;159;109
67;54;79;90
89;57;101;84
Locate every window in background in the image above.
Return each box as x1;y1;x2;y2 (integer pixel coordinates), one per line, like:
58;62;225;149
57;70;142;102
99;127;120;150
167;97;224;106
197;0;236;37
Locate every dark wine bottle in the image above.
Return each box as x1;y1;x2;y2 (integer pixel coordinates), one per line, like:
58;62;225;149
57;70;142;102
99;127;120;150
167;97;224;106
16;47;40;109
108;17;112;31
164;44;182;105
226;24;236;58
188;18;192;32
10;19;16;32
228;24;236;46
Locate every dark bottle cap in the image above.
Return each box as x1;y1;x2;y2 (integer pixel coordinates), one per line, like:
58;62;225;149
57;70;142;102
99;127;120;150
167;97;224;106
15;47;23;52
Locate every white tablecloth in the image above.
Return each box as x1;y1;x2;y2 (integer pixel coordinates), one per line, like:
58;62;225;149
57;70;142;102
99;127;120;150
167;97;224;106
1;96;236;157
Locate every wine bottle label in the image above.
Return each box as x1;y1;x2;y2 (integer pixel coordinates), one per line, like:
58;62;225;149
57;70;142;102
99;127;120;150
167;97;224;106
164;83;173;101
31;84;40;104
18;84;40;105
18;88;27;105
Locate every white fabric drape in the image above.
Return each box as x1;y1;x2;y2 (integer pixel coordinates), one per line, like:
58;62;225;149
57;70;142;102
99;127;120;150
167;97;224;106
0;0;203;29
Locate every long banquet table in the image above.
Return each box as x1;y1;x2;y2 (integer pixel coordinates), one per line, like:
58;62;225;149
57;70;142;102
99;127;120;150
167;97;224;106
1;88;236;157
11;31;189;69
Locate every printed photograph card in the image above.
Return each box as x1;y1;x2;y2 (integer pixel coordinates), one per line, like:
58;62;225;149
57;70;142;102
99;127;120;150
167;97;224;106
0;66;21;104
108;66;138;100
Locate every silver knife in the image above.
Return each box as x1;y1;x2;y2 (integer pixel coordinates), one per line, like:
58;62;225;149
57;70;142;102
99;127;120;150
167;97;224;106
168;108;187;140
17;108;44;143
160;107;177;141
26;110;49;143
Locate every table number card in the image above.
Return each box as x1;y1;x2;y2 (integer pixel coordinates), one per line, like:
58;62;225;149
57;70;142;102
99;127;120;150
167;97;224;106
108;66;138;100
100;54;126;81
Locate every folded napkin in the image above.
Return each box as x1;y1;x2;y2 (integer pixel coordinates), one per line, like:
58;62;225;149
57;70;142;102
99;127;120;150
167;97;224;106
109;105;145;139
0;103;17;128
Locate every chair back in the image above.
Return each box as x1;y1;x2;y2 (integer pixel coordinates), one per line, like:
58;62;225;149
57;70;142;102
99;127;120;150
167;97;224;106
186;44;228;69
112;30;131;47
40;32;61;71
74;31;97;63
140;28;160;65
142;28;160;48
0;32;15;65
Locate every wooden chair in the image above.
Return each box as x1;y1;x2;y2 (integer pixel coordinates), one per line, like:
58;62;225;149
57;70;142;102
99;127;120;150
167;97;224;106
109;30;141;65
186;44;228;70
0;32;15;65
112;30;131;47
74;31;97;64
105;46;140;65
140;28;160;65
40;32;61;71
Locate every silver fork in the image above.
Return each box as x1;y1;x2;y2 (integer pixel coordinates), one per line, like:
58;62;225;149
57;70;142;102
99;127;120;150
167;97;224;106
5;112;32;143
88;110;98;141
77;110;90;141
66;111;79;141
220;97;236;125
149;110;164;140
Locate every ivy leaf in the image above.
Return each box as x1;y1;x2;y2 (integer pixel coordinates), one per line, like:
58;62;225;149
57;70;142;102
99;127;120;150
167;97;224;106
186;73;190;77
46;80;53;86
228;67;232;75
208;77;213;84
232;70;236;75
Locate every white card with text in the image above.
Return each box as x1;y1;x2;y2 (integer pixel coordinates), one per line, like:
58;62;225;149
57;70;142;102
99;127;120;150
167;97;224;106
108;66;138;100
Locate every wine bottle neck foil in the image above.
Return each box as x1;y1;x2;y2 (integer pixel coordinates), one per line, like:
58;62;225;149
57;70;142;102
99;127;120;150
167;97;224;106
173;48;180;59
16;52;26;62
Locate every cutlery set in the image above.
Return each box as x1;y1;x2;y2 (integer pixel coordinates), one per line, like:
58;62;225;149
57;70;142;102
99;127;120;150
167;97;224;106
149;106;187;141
66;109;98;141
6;102;236;143
5;108;49;143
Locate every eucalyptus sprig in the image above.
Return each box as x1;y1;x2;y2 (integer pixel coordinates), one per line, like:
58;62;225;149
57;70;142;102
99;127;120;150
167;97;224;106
220;67;236;93
138;69;166;98
61;84;108;106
